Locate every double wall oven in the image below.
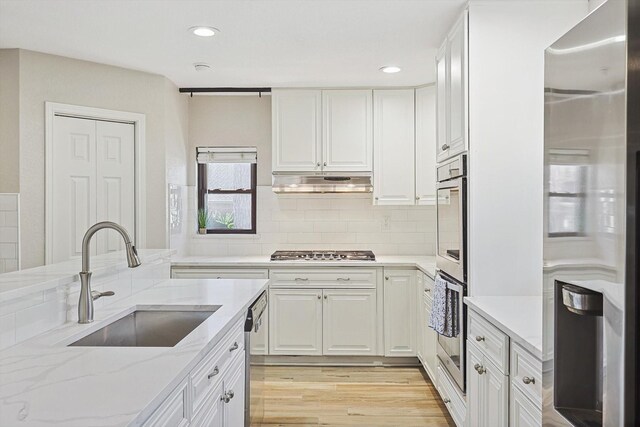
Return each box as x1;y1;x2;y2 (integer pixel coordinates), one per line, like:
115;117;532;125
435;154;468;393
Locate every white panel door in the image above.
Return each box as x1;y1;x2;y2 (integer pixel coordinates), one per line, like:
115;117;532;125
445;10;468;159
51;116;97;263
511;385;542;427
436;42;449;163
383;269;417;356
222;356;245;427
483;358;509;427
415;86;437;205
272;90;322;172
416;273;426;363
322;90;373;172
95;120;135;254
269;289;323;355
373;89;415;205
467;343;484;427
322;289;377;356
424;285;438;380
250;305;268;355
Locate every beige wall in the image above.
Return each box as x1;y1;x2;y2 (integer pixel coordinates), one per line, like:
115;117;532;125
8;49;189;268
0;49;20;193
188;95;272;186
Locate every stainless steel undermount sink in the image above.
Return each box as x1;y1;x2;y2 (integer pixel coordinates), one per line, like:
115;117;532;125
68;305;221;347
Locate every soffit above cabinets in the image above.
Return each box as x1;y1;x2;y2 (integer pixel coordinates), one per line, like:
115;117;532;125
0;0;466;87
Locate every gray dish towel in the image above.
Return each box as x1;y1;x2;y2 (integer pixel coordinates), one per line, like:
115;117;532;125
428;274;460;338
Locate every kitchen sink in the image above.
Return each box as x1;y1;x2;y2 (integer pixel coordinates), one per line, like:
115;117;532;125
68;305;221;347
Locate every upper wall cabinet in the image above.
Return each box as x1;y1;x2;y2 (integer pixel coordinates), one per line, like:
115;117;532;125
272;89;373;173
415;86;437;205
322;90;373;172
272;90;323;172
373;89;415;206
437;10;469;163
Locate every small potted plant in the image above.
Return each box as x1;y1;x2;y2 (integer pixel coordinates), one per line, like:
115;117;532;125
197;208;210;234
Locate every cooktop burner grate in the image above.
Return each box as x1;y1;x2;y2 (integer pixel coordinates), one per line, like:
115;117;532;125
270;250;376;261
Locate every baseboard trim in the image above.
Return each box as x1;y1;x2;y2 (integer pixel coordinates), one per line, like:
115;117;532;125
259;355;421;367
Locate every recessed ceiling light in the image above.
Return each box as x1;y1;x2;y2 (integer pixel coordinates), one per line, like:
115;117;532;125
194;63;211;72
189;26;219;37
380;65;402;74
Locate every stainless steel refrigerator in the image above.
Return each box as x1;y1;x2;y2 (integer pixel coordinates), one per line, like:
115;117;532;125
543;0;639;425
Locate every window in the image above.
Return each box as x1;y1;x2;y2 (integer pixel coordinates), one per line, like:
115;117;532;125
547;149;588;237
197;147;257;234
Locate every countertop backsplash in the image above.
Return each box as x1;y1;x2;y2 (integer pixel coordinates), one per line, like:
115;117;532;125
181;186;436;257
0;193;20;274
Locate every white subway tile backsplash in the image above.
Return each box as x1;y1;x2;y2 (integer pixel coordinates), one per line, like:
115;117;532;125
0;194;19;274
0;194;18;211
188;186;435;257
0;227;17;243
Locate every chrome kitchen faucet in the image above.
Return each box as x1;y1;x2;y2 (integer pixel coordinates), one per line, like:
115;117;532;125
78;221;141;324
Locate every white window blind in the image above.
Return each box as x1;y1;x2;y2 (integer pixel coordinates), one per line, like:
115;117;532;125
197;147;257;164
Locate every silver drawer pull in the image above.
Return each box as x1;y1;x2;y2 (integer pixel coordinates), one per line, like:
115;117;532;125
336;278;351;281
443;397;451;404
522;376;535;385
475;336;485;342
441;144;450;151
294;277;309;281
207;366;219;380
221;390;235;403
474;363;486;375
425;289;431;293
229;342;239;352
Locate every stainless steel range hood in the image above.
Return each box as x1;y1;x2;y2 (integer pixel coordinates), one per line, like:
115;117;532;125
272;172;372;194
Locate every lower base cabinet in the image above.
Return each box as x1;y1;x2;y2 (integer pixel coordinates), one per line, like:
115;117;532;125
436;364;467;427
467;343;509;427
417;272;437;379
383;269;417;356
510;385;542;427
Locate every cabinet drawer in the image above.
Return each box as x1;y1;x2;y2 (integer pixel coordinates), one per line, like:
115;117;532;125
143;378;189;427
269;268;377;288
191;320;244;414
436;364;466;427
468;310;509;374
171;267;268;279
511;343;542;406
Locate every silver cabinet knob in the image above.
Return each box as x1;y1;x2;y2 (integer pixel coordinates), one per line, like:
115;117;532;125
522;376;535;385
441;144;450;151
416;196;420;200
316;162;320;167
294;277;309;281
221;390;235;403
425;289;431;293
443;397;451;404
475;336;485;342
317;295;321;299
324;295;327;300
323;162;327;166
207;366;219;380
474;363;486;375
229;342;239;352
385;276;389;280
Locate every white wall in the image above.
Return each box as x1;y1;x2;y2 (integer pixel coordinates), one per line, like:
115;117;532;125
0;49;20;193
467;0;588;296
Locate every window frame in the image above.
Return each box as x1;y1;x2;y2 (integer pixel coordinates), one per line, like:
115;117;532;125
547;155;588;238
197;162;257;234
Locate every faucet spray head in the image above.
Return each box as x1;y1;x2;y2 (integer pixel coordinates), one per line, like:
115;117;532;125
125;243;142;268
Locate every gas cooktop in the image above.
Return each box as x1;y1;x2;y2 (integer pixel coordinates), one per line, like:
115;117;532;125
270;250;376;262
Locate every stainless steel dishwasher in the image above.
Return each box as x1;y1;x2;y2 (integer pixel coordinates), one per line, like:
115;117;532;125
244;291;267;427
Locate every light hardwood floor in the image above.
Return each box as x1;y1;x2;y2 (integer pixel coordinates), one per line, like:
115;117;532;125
256;366;455;427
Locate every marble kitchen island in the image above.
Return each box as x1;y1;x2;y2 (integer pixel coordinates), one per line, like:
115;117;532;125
0;277;268;426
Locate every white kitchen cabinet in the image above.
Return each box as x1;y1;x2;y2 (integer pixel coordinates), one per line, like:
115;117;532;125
467;342;509;427
322;90;373;172
221;356;246;427
416;274;426;362
437;10;468;163
422;278;437;380
142;378;190;427
272;89;322;172
373;89;416;206
436;363;467;427
383;269;417;356
415;86;437;205
269;288;323;355
192;381;224;427
323;289;377;356
511;384;542;427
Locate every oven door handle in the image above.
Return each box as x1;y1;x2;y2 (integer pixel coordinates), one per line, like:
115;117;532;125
436;273;464;293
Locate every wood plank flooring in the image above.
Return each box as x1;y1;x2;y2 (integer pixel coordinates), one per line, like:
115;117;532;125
256;366;455;427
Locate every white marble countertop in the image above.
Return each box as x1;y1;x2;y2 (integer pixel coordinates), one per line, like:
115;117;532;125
464;296;543;360
0;277;269;427
0;249;175;303
171;255;437;278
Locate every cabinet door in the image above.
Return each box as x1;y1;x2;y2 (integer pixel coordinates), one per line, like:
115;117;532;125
445;11;468;159
416;273;426;363
272;89;322;172
424;292;438;380
323;289;377;356
269;289;323;355
415;87;437;205
483;358;509;427
322;90;373;172
192;381;224;427
222;356;246;427
511;385;542;427
467;343;484;427
251;305;268;355
373;90;415;205
383;270;417;356
435;41;449;163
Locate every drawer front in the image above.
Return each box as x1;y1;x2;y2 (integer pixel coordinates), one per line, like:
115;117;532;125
468;310;509;374
191;320;245;414
171;267;268;279
424;273;435;292
270;268;377;289
511;343;542;406
143;378;189;427
436;364;466;427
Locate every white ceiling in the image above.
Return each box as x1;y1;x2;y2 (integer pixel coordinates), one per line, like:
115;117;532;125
0;0;466;88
